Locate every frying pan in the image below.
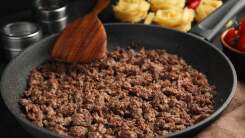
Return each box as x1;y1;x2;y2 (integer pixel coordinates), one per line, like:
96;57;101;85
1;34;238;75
1;0;244;138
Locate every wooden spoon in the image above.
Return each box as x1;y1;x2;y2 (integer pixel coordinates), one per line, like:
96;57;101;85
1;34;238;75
52;0;110;63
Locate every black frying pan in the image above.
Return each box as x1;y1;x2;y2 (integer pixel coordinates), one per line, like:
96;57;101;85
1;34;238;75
1;0;244;138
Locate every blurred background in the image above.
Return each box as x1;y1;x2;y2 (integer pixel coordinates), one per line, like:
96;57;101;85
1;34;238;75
0;0;32;17
0;0;88;18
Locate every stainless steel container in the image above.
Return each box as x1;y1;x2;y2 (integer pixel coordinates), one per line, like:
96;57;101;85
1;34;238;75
33;0;68;34
33;0;67;21
38;16;68;34
0;21;43;60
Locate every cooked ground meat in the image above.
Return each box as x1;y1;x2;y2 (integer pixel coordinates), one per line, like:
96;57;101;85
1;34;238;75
20;48;216;138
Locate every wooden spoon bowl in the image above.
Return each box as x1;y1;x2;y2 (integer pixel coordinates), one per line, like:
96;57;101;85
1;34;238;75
52;0;110;63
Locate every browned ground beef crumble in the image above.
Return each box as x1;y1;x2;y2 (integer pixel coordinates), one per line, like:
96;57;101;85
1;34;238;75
20;48;216;138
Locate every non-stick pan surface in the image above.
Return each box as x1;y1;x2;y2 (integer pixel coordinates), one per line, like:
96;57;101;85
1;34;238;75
1;23;237;138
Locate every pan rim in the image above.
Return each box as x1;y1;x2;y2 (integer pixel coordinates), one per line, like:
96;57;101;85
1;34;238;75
0;23;237;138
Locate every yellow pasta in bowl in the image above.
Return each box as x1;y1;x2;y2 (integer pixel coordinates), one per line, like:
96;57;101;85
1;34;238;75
174;8;195;32
113;0;150;23
112;0;223;32
153;8;194;32
195;0;223;22
153;8;183;27
150;0;185;11
182;8;195;24
144;12;155;25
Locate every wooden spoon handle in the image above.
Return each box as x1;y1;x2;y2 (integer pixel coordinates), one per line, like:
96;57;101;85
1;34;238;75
92;0;110;15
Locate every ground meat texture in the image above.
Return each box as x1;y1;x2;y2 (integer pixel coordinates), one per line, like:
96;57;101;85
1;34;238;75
69;126;88;137
20;48;216;138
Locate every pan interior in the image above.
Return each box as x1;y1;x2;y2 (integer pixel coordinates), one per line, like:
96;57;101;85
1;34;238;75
1;24;236;138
